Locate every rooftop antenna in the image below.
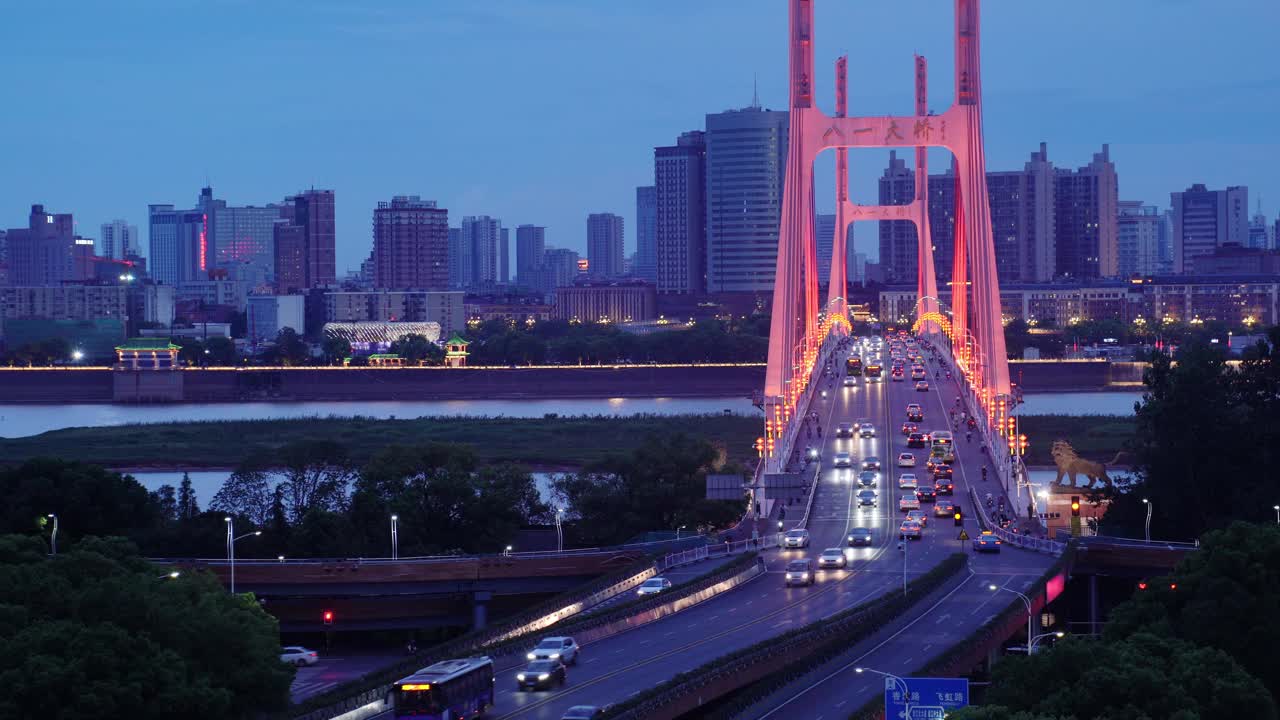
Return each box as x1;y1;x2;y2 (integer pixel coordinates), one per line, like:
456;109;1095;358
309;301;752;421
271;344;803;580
752;73;760;109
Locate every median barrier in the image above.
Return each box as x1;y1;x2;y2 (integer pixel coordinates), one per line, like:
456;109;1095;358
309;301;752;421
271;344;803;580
600;554;969;720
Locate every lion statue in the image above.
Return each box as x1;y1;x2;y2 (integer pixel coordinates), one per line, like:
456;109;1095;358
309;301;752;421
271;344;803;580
1051;440;1127;488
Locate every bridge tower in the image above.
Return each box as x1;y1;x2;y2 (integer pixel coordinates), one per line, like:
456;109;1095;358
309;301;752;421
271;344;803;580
826;55;850;321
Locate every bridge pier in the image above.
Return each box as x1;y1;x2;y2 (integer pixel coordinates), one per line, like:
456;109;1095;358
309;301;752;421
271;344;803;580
472;591;491;631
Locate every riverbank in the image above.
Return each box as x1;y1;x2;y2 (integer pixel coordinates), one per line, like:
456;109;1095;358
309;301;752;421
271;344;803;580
0;412;1134;471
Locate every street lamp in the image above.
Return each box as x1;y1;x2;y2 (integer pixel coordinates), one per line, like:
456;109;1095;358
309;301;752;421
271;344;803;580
224;517;261;595
1274;505;1279;525
158;571;180;580
390;514;399;560
1142;498;1152;542
504;545;513;557
990;584;1036;655
555;508;564;553
1029;630;1065;653
676;525;687;540
47;513;58;556
854;667;911;715
71;350;84;363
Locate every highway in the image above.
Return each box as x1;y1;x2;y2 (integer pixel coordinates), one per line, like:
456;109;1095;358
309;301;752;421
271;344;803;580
369;335;1050;719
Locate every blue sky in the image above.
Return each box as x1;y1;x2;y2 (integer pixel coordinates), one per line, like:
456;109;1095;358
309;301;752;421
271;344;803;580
1;0;1277;273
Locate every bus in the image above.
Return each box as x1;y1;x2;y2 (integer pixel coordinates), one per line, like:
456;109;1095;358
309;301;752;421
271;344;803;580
393;657;495;719
931;430;954;452
846;356;863;376
865;364;883;381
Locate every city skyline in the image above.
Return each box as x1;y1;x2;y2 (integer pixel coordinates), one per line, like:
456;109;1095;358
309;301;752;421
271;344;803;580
0;1;1276;276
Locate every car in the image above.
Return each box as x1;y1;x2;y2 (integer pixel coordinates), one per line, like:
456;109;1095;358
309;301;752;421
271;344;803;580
636;577;672;596
847;528;874;546
834;452;853;468
899;494;921;511
897;452;916;468
933;464;954;480
934;478;955;495
857;470;878;488
561;707;605;720
859;423;877;438
906;509;929;526
280;646;319;667
972;530;1002;553
907;432;927;448
517;659;567;690
901;422;919;435
528;636;580;664
934;499;956;517
836;422;853;438
805;446;819;460
915;381;930;392
783;529;811;548
862;457;881;471
818;548;847;569
785;559;814;586
916;486;938;503
898;473;919;490
899;520;923;539
911;369;926;381
931;447;956;464
856;489;878;507
906;408;924;422
891;370;905;381
843;376;856;387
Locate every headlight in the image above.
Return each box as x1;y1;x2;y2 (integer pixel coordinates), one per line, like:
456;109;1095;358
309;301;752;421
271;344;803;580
517;674;526;681
538;673;550;681
526;653;535;659
550;653;560;659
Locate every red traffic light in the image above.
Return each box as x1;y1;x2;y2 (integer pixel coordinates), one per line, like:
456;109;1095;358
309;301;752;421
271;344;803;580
1169;583;1177;590
1138;582;1148;590
323;610;334;625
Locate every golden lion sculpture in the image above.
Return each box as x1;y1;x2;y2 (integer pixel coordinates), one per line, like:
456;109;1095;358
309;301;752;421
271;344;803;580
1051;440;1126;488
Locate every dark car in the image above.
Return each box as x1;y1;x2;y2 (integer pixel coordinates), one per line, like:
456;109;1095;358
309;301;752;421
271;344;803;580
517;659;566;691
972;531;1002;553
932;464;954;480
847;527;874;546
901;422;919;436
907;433;927;448
907;408;924;422
934;479;955;495
561;707;605;720
916;486;937;503
857;470;878;488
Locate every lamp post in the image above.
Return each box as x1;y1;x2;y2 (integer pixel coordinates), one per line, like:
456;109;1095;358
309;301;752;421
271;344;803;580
854;667;911;716
504;545;513;557
47;513;58;556
555;508;564;553
1142;498;1152;542
158;571;181;580
1274;505;1279;525
224;517;261;595
990;584;1035;654
1029;630;1065;653
390;514;399;560
676;525;687;540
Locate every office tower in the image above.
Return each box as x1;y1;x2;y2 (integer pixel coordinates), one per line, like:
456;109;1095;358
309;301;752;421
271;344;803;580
500;227;510;284
655;130;707;294
1170;184;1248;273
460;215;503;290
990;143;1055;283
273;221;306;293
1053;145;1118;280
586;212;624;279
815;213;835;285
149;200;207;286
635;186;657;282
1248;206;1270;250
851;251;868;286
0;229;7;285
878;152;917;285
704;106;788;292
542;247;581;290
515;225;546;286
447;228;462;289
1158;209;1175;274
99;220;139;261
277;189;336;290
371;196;449;290
1117;201;1163;276
6;205;76;286
208;200;280;278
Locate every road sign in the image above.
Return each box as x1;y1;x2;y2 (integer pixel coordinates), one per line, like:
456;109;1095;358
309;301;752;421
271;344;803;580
958;530;969;541
884;677;969;720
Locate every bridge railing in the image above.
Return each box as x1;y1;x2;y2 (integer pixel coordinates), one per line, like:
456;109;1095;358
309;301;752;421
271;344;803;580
659;537;762;571
968;486;1065;556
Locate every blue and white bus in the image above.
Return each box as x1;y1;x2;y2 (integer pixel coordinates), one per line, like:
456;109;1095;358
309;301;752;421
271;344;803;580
392;657;495;719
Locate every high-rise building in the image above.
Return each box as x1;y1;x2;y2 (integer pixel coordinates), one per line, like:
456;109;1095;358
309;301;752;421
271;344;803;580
586;213;624;279
540;247;580;292
149;197;208;286
1248;210;1270;250
273;220;306;293
1054;145;1119;280
655;131;706;294
704;106;788;292
1117;201;1163;277
6;205;76;286
99;220;139;261
1158;209;1176;274
460;215;503;290
277;189;337;290
851;252;868;286
371;196;449;290
1170;184;1249;274
515;225;546;286
208;200;280;278
815;213;835;285
635;186;657;282
0;229;8;285
989;143;1055;283
878;152;917;285
447;227;462;289
499;227;510;284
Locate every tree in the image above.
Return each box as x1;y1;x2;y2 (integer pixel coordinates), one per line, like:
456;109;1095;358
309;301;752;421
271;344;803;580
177;472;200;520
204;336;238;366
321;336;352;365
0;459;160;545
269;328;310;366
210;467;274;526
151;484;178;524
388;334;437;364
948;633;1273;720
276;441;355;523
0;533;293;719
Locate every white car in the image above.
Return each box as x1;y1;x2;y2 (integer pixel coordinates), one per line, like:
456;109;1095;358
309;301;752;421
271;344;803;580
843;376;856;387
906;509;929;527
783;529;811;548
836;422;854;438
833;452;853;468
817;548;847;569
528;636;580;664
859;423;877;438
898;473;919;490
899;494;921;511
897;453;916;468
280;646;318;667
636;577;672;596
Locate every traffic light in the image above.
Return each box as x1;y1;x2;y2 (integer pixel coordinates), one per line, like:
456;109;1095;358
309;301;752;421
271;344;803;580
1138;581;1148;590
1169;583;1178;590
1070;496;1081;518
954;510;963;527
323;610;334;626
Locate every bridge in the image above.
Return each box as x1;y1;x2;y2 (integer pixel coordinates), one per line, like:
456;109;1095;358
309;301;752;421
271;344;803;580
253;3;1192;717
